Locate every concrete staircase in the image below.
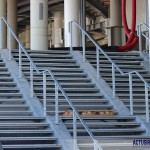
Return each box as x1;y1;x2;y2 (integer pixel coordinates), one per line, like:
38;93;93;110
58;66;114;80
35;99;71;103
0;54;62;150
83;48;150;116
11;49;150;139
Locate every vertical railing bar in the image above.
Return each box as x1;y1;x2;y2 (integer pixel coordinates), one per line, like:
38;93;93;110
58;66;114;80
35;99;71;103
129;73;133;115
94;141;97;150
55;83;59;124
112;64;116;98
0;19;2;49
96;47;100;79
82;31;86;62
147;17;150;63
43;71;47;116
145;84;149;122
138;24;142;56
30;63;34;98
149;38;150;64
95;139;103;150
19;45;22;78
8;29;12;60
73;110;77;150
69;22;73;51
145;31;149;53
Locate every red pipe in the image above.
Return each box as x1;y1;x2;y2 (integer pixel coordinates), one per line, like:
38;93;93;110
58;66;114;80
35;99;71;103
122;0;130;36
119;36;138;52
119;0;138;52
125;0;136;45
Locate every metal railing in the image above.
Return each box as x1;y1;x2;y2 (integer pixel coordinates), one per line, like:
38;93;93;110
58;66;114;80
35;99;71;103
69;20;150;122
137;23;150;60
0;17;103;150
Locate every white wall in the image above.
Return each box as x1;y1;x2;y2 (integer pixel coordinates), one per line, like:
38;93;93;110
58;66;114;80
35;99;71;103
126;0;147;27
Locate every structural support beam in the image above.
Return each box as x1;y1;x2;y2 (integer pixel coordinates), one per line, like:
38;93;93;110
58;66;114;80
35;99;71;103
54;11;63;47
7;0;17;49
0;0;6;48
30;0;48;50
64;0;80;47
146;0;149;25
148;0;150;54
80;0;86;30
25;25;30;49
86;0;108;18
109;0;122;46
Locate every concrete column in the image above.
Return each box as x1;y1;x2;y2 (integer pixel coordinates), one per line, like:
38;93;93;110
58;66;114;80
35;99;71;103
7;0;17;48
80;0;86;30
64;0;80;47
0;0;6;48
147;0;150;27
109;0;122;46
146;0;149;25
30;0;48;50
25;25;30;49
54;11;63;47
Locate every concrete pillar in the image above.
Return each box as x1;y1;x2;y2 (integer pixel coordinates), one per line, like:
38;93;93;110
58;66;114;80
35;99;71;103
7;0;17;48
146;0;149;25
48;21;53;48
149;0;150;26
30;0;48;50
64;0;80;47
25;25;30;49
109;0;122;46
54;11;63;47
0;0;6;48
148;0;150;52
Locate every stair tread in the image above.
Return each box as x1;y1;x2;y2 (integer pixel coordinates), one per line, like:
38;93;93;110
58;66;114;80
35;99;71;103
62;116;135;119
0;116;45;120
78;135;150;139
68;128;145;132
0;137;58;140
3;144;61;148
0;130;53;133
64;122;141;126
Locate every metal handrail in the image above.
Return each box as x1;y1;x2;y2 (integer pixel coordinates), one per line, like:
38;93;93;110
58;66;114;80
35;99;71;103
70;20;124;75
137;22;150;56
0;17;39;73
70;20;150;122
0;17;103;150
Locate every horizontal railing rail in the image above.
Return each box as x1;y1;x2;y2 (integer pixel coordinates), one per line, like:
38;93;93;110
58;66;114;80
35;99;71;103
0;17;103;150
70;20;150;122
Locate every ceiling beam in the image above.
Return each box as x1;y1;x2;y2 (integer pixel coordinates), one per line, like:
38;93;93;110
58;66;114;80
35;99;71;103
86;0;108;18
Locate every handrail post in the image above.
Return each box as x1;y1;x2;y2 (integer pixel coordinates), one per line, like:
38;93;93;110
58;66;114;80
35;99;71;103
19;45;22;78
129;73;133;115
0;19;2;49
94;141;98;150
55;83;59;124
94;140;100;150
145;30;149;53
8;29;12;60
96;47;100;79
73;110;77;150
82;31;86;62
69;22;73;51
43;71;47;116
145;84;149;122
149;32;150;64
112;64;116;99
30;63;34;98
138;24;142;55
